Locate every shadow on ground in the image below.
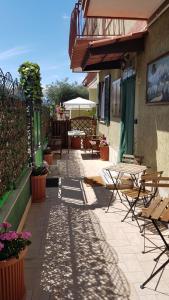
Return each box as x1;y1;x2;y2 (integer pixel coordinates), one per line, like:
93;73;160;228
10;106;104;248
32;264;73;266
24;176;130;300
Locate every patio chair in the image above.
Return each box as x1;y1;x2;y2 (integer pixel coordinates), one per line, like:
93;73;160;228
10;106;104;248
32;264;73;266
101;168;134;213
89;136;100;158
120;171;163;230
49;136;62;157
139;195;169;290
122;154;143;165
140;176;169;254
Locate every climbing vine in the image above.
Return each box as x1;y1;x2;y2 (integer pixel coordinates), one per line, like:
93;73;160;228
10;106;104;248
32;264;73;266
18;62;42;102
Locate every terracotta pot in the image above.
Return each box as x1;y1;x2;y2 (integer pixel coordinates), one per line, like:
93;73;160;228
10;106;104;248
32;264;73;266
31;174;47;203
71;137;81;149
0;248;27;300
44;153;53;165
100;146;109;161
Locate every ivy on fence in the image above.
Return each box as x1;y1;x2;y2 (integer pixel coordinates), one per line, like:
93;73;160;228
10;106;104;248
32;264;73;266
0;69;28;199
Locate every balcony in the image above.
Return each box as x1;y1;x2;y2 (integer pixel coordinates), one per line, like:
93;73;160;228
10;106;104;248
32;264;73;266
69;2;125;71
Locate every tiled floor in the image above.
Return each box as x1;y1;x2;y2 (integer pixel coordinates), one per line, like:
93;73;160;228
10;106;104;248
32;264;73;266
24;150;169;300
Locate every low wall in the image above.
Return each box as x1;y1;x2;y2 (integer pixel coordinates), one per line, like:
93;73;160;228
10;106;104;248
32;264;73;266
0;168;32;230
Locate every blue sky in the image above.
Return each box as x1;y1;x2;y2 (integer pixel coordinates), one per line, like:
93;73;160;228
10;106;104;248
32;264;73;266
0;0;85;86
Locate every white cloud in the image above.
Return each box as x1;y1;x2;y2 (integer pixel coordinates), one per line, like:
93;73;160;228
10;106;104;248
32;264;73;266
0;47;30;61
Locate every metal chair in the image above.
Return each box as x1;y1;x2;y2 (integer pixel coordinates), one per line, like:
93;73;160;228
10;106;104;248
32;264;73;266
121;171;163;230
139;194;169;290
49;136;62;157
122;154;143;165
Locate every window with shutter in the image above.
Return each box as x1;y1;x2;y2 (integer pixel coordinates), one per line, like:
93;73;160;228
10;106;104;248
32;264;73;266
99;75;111;123
111;78;121;118
104;75;111;123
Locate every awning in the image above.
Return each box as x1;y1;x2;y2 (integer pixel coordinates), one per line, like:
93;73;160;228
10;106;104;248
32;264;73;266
82;30;147;71
82;0;166;20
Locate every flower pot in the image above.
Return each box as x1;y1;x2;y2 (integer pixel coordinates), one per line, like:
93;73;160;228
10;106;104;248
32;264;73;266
71;137;81;149
44;153;53;165
31;174;47;203
100;146;109;161
0;248;27;300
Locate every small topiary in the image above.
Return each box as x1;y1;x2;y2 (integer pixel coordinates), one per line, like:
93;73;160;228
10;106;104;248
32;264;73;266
18;62;42;102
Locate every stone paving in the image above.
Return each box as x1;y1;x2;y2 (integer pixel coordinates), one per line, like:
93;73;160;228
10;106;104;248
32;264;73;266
24;150;169;300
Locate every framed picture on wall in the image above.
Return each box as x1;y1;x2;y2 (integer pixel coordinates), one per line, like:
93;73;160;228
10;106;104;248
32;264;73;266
146;52;169;104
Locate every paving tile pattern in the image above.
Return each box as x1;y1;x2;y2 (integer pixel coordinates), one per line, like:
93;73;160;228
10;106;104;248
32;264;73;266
24;150;169;300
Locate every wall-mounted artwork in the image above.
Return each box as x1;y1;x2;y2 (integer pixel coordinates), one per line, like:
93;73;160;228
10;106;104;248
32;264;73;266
146;53;169;104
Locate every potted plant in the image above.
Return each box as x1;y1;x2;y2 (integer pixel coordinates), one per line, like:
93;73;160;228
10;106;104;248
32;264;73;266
0;222;31;300
43;147;53;165
99;138;109;161
31;166;48;203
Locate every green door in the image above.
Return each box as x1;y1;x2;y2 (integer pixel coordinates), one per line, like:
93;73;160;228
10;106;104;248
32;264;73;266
119;75;136;161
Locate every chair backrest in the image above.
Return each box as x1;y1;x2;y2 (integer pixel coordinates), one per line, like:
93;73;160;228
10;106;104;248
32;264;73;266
122;154;143;165
140;171;163;188
49;136;62;152
141;196;169;221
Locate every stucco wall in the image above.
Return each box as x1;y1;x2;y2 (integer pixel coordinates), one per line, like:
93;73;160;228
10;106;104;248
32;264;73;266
136;8;169;177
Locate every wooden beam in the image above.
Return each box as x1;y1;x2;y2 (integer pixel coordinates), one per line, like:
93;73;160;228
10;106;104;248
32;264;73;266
90;37;145;55
83;60;122;71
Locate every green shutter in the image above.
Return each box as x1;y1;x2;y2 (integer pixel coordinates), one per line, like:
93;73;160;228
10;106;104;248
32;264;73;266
104;75;111;124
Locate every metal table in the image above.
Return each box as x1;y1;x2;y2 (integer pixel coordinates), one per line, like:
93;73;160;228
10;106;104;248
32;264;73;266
104;163;147;212
68;130;85;153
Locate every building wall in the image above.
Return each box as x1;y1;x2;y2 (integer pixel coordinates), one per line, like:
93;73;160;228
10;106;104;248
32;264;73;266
136;8;169;178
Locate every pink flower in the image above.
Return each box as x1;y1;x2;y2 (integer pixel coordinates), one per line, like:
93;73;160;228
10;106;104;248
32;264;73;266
20;232;32;239
0;242;4;252
0;222;12;230
0;231;18;241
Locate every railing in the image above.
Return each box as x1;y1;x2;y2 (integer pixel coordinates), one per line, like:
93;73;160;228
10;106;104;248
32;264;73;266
69;2;125;57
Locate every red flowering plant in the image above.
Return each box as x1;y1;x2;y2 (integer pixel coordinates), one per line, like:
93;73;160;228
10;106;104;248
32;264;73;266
55;104;65;114
0;222;31;261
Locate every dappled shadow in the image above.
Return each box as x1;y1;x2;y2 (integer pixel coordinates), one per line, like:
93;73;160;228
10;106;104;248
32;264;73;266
81;153;100;160
25;176;130;300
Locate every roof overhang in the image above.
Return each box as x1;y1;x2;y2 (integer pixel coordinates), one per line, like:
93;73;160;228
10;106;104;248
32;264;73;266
82;0;167;20
70;38;93;72
82;31;147;71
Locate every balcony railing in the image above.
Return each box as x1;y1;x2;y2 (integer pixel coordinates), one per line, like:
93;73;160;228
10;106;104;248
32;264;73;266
69;2;125;58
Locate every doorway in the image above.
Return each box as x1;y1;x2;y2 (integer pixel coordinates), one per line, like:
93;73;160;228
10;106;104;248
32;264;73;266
119;74;136;160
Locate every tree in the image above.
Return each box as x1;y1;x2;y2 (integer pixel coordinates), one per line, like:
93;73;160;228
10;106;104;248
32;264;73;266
45;78;89;107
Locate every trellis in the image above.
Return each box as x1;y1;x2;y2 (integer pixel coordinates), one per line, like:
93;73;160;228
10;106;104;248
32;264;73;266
0;69;28;200
71;116;97;135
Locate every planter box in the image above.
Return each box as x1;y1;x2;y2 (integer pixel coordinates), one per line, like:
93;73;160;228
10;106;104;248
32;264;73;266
31;174;47;203
100;146;109;161
71;137;81;149
0;248;27;300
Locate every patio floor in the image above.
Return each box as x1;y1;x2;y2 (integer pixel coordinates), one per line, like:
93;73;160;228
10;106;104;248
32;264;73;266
24;150;169;300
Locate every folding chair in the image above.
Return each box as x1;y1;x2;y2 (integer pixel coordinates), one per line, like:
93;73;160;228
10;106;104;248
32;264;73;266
122;154;143;165
121;171;163;230
49;136;62;157
140;176;169;254
139;195;169;290
101;168;134;213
